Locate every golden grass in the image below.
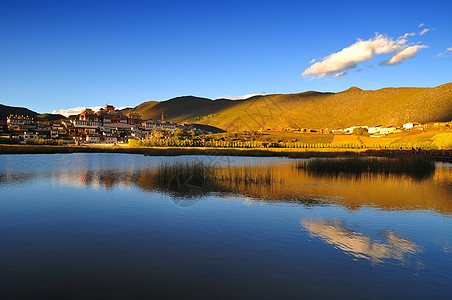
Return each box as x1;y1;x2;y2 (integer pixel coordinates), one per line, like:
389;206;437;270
331;135;362;144
195;83;452;131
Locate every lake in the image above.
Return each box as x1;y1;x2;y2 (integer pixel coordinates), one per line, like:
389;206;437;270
0;153;451;299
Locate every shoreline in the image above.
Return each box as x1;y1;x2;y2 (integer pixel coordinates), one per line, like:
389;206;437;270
0;144;438;159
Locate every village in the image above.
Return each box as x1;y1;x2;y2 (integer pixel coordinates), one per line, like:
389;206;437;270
0;104;451;146
0;104;201;145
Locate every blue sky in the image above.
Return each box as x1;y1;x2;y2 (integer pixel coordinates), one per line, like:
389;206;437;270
0;0;451;114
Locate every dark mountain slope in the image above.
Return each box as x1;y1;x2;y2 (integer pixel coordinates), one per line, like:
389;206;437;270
0;104;38;121
130;96;241;122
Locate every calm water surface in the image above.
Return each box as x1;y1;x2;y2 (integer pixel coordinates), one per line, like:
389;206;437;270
0;153;451;299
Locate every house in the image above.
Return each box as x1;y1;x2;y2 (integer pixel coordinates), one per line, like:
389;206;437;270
379;127;398;135
71;120;101;128
368;125;381;134
86;134;101;143
332;129;344;134
80;109;99;122
403;122;420;130
23;132;38;141
142;120;178;132
103;135;117;143
344;125;368;134
7;115;33;126
50;129;59;139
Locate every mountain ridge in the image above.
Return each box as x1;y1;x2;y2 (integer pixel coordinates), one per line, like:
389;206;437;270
2;82;452;130
127;83;452;131
0;104;66;121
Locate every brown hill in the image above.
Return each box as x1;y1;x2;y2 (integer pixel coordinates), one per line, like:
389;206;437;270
128;96;241;122
194;82;452;131
128;83;452;131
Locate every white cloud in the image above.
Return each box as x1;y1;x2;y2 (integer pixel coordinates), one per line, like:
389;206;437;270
382;45;428;65
218;94;265;100
302;31;428;79
400;32;416;39
419;28;431;35
303;34;401;78
52;106;129;117
435;47;452;58
309;58;316;64
418;23;425;28
332;72;346;79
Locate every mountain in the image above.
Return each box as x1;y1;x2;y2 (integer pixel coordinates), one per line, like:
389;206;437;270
0;104;65;121
0;104;39;121
3;82;452;130
206;82;451;130
35;113;66;121
127;96;242;122
130;83;451;131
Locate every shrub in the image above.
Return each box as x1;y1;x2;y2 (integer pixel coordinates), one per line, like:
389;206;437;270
26;138;64;145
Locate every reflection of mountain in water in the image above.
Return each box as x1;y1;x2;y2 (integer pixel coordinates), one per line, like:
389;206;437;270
1;161;451;215
301;218;421;264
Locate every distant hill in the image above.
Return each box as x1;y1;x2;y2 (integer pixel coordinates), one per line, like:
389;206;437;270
123;83;452;131
36;113;66;121
3;82;452;130
0;104;66;121
0;104;38;121
193;83;452;131
128;96;241;122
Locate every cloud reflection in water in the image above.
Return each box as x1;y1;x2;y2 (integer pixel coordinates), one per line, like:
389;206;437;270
300;218;421;264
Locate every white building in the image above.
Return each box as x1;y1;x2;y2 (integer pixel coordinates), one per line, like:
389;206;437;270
23;132;38;141
7;115;33;126
344;125;368;134
368;126;381;134
379;127;398;135
71;120;101;128
86;135;101;143
143;120;178;132
103;136;117;143
403;122;420;130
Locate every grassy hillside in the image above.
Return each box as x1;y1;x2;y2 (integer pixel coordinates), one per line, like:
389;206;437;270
4;83;450;131
125;83;452;131
128;96;240;122
36;113;66;121
197;83;452;131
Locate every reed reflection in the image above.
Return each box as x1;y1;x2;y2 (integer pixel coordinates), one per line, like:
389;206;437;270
300;218;421;264
0;159;451;214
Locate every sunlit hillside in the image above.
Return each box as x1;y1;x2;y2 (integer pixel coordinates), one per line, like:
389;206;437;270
197;83;452;131
127;82;452;131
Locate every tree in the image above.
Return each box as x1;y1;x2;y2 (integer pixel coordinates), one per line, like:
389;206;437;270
171;127;195;139
353;127;369;136
152;129;167;138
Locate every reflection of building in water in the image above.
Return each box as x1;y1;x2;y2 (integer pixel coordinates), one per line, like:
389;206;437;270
300;218;421;264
